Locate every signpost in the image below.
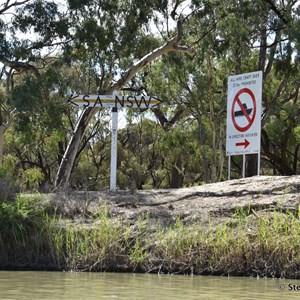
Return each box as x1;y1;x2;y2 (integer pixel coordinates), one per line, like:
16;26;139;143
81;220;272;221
226;71;263;179
110;107;118;192
69;93;162;191
69;94;162;109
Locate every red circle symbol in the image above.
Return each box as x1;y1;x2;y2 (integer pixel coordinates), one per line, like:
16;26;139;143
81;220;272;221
231;88;256;132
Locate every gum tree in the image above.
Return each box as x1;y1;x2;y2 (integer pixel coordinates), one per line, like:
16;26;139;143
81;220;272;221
0;0;68;166
54;0;196;190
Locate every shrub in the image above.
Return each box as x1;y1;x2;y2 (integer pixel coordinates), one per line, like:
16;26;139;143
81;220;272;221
20;168;44;191
0;155;19;202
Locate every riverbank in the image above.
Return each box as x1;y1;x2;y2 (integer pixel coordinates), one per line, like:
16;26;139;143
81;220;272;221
1;175;300;278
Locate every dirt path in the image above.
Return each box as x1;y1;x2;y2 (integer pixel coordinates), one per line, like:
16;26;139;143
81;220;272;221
51;175;300;226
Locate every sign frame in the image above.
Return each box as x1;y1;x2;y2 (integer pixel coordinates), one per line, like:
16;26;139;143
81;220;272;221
226;71;263;179
69;94;162;109
226;71;262;156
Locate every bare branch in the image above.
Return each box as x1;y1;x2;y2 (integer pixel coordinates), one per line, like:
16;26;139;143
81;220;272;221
262;0;288;24
152;108;169;128
4;60;40;77
0;0;31;15
174;45;194;57
152;107;184;131
170;0;180;21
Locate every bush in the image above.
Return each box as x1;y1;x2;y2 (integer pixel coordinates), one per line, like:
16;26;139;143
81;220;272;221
0;194;52;267
0;177;18;202
0;155;19;202
20;168;44;191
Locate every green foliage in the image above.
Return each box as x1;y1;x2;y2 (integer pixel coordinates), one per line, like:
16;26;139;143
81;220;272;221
0;195;48;230
20;168;45;191
0;155;19;202
12;77;42;112
2;0;300;189
0;194;50;264
13;1;68;44
0;154;17;179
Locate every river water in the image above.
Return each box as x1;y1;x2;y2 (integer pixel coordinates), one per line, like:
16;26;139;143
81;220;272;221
0;271;299;299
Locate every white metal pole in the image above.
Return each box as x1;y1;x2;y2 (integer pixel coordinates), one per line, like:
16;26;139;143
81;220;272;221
228;155;231;180
110;107;118;192
242;154;246;178
257;152;261;176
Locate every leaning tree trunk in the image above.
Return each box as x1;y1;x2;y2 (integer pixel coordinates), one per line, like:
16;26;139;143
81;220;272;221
55;107;96;190
55;20;194;190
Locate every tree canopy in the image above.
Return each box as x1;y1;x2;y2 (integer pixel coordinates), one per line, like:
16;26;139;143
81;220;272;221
1;0;300;191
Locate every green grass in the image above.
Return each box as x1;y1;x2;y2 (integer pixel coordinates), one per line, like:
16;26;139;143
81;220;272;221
1;195;300;278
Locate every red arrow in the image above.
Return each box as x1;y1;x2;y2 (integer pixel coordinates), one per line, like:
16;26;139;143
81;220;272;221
236;139;250;148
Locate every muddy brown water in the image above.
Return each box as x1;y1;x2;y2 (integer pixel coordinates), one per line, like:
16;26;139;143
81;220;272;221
0;271;299;299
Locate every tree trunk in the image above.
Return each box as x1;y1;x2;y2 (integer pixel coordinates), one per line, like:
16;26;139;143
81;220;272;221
170;160;184;188
217;116;225;182
55;107;97;190
246;154;258;177
0;126;5;165
0;108;12;166
207;52;217;183
197;118;210;183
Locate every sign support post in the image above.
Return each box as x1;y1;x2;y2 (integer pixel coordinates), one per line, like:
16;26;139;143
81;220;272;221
242;154;246;178
110;107;118;192
257;152;261;176
228;156;231;180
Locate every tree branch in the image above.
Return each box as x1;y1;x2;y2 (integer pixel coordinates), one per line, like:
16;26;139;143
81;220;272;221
0;0;31;15
152;107;184;131
174;45;194;56
170;0;180;21
107;19;194;93
262;0;288;25
3;60;40;77
4;109;13;131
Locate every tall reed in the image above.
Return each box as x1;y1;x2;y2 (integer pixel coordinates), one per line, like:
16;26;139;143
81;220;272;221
1;195;300;278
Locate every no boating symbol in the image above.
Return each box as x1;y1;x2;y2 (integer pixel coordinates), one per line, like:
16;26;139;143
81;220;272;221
231;88;256;132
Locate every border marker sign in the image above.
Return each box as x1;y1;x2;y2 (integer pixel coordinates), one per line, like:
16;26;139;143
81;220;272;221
69;94;162;109
226;71;262;178
69;93;162;192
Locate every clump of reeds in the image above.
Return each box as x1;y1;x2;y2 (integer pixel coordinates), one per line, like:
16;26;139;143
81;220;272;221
0;194;54;268
1;194;300;278
140;207;300;278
